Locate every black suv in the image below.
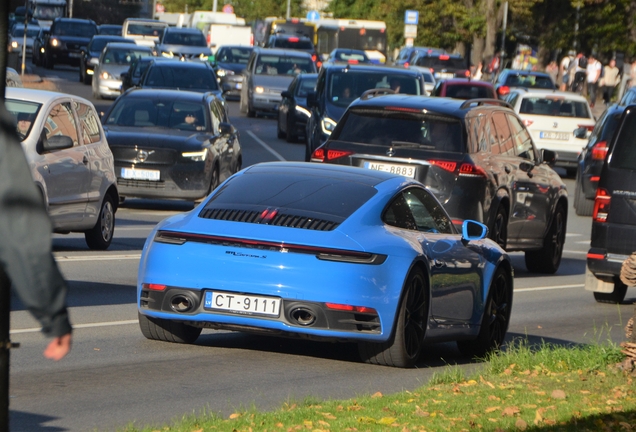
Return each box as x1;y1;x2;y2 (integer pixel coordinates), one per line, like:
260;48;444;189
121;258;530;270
305;63;427;161
314;95;568;273
139;60;223;99
410;51;470;80
586;105;636;303
43;18;98;69
574;103;625;216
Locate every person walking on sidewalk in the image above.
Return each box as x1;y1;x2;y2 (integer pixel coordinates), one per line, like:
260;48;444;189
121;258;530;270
586;54;602;107
559;51;575;91
601;59;620;104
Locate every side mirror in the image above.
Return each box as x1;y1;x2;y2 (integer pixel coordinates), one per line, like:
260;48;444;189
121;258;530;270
219;122;233;135
281;90;291;98
541;148;557;165
573;126;588;139
43;135;73;152
306;91;317;108
461;220;488;243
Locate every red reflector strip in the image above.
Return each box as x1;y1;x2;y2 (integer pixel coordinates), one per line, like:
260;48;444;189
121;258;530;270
590;176;600;182
144;283;167;291
385;106;422;113
325;303;377;314
587;253;606;260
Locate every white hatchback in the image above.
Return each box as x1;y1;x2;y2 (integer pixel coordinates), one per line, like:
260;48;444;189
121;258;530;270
505;89;595;176
5;88;119;249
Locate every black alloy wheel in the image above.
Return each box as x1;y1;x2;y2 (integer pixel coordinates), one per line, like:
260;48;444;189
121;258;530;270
489;205;508;250
525;204;566;274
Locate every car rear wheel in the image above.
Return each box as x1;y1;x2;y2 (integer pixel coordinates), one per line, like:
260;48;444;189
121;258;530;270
358;267;428;368
457;267;511;358
489;205;508;250
574;171;594;216
593;281;628;304
138;312;202;344
247;97;255;118
84;194;115;250
525;204;566;274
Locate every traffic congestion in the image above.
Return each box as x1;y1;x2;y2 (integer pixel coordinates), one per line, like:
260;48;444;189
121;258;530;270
4;4;636;431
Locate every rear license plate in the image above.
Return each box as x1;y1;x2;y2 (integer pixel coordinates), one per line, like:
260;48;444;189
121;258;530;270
204;291;281;316
439;72;454;79
121;168;160;181
69;52;81;58
363;161;416;178
540;131;570;141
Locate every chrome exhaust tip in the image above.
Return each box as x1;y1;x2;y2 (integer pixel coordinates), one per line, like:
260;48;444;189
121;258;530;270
170;294;196;313
290;307;316;326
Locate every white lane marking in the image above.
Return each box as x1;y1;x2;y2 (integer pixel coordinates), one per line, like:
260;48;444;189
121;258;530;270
516;284;583;292
10;320;138;335
247;130;286;161
563;250;586;254
54;254;141;262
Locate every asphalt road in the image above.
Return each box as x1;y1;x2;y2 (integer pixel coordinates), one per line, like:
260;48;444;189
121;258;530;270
8;63;635;432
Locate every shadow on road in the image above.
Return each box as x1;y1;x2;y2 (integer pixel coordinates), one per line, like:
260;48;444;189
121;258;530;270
9;410;64;432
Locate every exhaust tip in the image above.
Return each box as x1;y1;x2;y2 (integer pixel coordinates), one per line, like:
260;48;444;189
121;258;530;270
170;294;195;313
290;307;316;326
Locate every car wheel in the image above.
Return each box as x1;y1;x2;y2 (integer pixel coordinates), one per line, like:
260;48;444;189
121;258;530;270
277;118;286;139
196;166;219;203
44;52;53;69
574;171;594;216
138;312;202;344
286;117;298;143
525;204;566;274
247;98;255;118
358;267;428;368
457;267;512;358
593;281;628;304
489;205;508;250
84;194;115;250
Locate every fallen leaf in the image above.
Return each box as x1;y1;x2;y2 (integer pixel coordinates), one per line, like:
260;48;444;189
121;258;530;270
485;406;501;413
414;407;429;417
619;421;632;430
190;430;203;432
551;390;566;400
480;376;495;388
580;390;591;394
378;417;397;425
371;391;383;398
318;420;330;427
534;409;543;425
607;399;619;405
275;423;283;428
229;413;241;419
502;406;520;417
544;419;557;425
321;413;336;420
357;417;375;424
488;418;498;422
348;405;362;411
515;419;528;430
303;420;313;428
537;325;542;328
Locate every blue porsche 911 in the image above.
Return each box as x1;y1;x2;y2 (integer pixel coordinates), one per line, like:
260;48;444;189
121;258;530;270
137;162;514;368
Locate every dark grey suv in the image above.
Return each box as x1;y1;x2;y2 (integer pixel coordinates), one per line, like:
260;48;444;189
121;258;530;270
314;95;569;273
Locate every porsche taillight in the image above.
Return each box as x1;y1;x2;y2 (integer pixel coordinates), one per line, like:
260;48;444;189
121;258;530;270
592;188;610;222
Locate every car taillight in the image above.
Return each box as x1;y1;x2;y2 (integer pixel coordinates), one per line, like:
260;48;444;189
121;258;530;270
592;188;610;222
311;54;317;62
498;86;510;96
578;124;595;132
429;160;457;172
316;61;322;69
403;62;409;68
591;141;608;160
348;59;359;64
459;163;487;177
523;119;533;127
587;252;606;260
311;148;352;162
464;70;471;77
207;34;211;45
143;283;167;291
289;37;299;42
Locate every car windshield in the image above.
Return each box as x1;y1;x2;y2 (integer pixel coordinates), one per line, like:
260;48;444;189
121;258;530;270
416;56;466;70
144;66;219;91
126;23;165;37
32;4;64;20
103;47;152;65
105;97;208;131
327;71;422;108
163;31;207;46
54;22;97;37
296;77;317;97
505;74;554;89
216;47;252;64
334;109;465;153
6;99;42;141
519;97;591;118
99;26;122;35
255;55;315;75
445;84;493;99
12;27;40;37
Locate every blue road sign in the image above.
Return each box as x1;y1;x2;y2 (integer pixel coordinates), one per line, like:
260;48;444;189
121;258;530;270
307;10;320;21
405;10;419;25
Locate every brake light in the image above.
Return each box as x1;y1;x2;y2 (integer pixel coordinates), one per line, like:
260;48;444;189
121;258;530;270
429;160;457;172
144;283;167;291
207;34;211;45
325;303;377;314
385;106;421;113
464;70;470;77
439;54;450;60
429;68;434;73
311;54;317;61
578;124;595;132
316;61;322;68
311;148;353;162
459;163;487;177
498;86;510;96
289;37;299;42
348;59;359;64
592;188;610;222
404;62;409;68
523;119;534;127
291;18;299;23
591;141;608;160
590;176;600;182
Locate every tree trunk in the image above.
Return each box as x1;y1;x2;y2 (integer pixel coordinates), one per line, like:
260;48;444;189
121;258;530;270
472;36;485;68
483;0;497;60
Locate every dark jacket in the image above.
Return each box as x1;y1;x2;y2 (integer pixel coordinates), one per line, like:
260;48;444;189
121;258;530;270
0;105;72;338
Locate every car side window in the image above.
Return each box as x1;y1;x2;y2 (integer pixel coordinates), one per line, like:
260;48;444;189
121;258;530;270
506;92;519;108
507;114;537;162
209;101;222;134
491;111;514;156
75;102;101;144
466;114;490;153
383;193;417;230
45;102;79;146
403;188;453;234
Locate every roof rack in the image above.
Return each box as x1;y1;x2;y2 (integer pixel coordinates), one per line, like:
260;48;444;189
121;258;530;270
459;98;512;109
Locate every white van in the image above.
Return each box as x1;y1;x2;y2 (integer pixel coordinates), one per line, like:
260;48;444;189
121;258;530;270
122;18;168;47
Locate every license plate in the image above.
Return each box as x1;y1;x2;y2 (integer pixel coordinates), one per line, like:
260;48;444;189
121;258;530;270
439;72;454;79
363;161;416;178
204;291;281;316
539;131;570;141
120;168;160;181
69;52;81;58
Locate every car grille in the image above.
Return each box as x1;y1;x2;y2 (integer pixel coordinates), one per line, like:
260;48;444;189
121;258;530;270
198;208;339;231
118;179;166;189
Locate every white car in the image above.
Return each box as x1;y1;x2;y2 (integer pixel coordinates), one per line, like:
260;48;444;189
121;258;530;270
408;66;436;94
5;88;119;249
92;42;153;99
8;24;41;57
505;89;596;176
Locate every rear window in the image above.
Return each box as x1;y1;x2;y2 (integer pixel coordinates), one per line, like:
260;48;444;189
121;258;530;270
103;47;152;65
216;47;252;64
53;21;97;37
327;71;422;108
445;84;493;99
519;97;591;118
610;111;636;171
126;23;166;37
203;171;377;221
504;74;554;89
163;31;207;47
144;66;219;91
255;55;315;75
333;109;465;153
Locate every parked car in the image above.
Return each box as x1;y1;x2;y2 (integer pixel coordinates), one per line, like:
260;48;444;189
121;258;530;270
137;162;514;368
586;104;636;303
410;51;470;80
240;48;317;117
430;78;497;99
277;73;318;142
212;45;254;100
153;27;213;61
6;67;23;88
120;56;176;93
8;24;41;57
98;24;122;36
92;42;153;99
102;88;241;201
324;48;372;65
505;88;595;176
493;69;556;98
138;59;223;99
31;26;49;67
314;95;568;274
42;18;98;69
574;103;625;216
305;63;427;161
5;88;118;250
79;35;134;85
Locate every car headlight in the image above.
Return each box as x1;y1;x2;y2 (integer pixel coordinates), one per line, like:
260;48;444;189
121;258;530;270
216;68;234;77
101;71;114;80
182;148;208;161
321;117;337;135
51;38;60;47
11;41;19;49
295;106;311;118
255;86;264;94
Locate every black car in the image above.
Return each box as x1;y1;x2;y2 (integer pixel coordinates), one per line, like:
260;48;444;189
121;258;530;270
120;56;176;93
315;95;569;274
493;69;556;98
79;35;134;84
102;89;242;201
31;26;49;67
410;51;470;80
212;45;253;100
277;73;317;143
305;63;428;161
394;46;444;67
43;18;98;69
139;60;223;99
154;27;213;61
98;24;122;35
574;103;625;216
586;104;636;303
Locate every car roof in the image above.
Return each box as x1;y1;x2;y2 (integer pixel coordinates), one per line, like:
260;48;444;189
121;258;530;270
441;78;494;87
91;35;128;41
104;42;152;50
123;88;219;102
254;47;313;58
164;27;202;33
53;17;95;24
321;63;422;77
6;87;93;106
512;88;588;101
147;60;212;69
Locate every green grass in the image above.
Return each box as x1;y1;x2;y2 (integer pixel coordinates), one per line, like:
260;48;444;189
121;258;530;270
121;339;636;432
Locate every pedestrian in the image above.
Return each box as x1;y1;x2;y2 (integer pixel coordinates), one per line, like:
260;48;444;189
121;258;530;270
601;58;621;104
568;52;587;93
559;50;575;91
630;58;636;88
586;54;602;107
546;60;558;85
472;61;483;80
